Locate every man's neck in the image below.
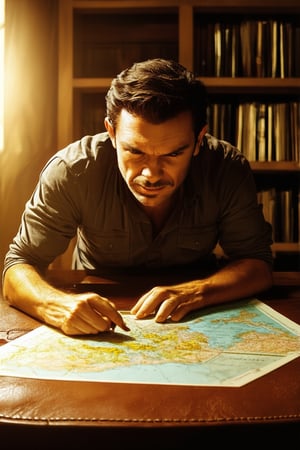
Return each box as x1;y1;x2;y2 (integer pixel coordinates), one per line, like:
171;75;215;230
141;196;177;236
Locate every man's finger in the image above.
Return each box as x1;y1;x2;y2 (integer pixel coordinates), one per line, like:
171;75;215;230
89;297;130;331
131;287;173;320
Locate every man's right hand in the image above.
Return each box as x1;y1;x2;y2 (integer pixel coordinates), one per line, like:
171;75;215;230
2;264;129;336
49;291;130;335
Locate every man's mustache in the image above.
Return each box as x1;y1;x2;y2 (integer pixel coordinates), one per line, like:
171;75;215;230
133;178;172;188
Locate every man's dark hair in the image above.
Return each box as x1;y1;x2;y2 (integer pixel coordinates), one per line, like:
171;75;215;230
105;58;208;137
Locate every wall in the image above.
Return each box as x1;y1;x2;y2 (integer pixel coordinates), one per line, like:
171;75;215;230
0;0;58;281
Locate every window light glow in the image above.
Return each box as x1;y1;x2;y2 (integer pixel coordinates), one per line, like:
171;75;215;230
0;0;4;151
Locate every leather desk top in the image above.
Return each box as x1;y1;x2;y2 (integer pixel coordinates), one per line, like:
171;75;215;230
0;271;300;432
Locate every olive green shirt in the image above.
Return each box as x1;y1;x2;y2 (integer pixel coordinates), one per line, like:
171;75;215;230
4;133;273;275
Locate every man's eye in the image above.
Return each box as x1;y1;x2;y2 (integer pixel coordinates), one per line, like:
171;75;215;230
168;151;183;157
128;148;142;155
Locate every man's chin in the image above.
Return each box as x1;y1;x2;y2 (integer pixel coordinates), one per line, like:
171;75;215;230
136;195;159;206
132;191;163;207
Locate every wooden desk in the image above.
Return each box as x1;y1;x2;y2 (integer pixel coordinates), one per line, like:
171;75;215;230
0;271;299;448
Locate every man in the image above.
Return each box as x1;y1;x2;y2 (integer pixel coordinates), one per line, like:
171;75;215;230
2;59;273;335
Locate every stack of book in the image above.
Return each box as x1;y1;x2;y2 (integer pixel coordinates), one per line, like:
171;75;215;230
257;188;299;243
208;101;300;162
195;17;300;77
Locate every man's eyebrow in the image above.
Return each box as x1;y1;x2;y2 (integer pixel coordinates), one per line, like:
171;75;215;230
120;142;191;154
121;143;142;152
168;143;190;153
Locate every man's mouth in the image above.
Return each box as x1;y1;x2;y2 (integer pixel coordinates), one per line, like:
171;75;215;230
133;181;170;194
134;184;165;196
133;177;171;188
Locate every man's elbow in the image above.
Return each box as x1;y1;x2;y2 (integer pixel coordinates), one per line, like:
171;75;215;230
258;260;273;291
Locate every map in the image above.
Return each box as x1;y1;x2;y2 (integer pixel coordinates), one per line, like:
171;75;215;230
0;299;300;387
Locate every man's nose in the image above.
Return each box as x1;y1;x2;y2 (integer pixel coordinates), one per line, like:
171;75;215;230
141;157;163;179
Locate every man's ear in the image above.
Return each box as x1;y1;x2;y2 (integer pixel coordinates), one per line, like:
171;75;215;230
193;125;208;156
104;117;116;148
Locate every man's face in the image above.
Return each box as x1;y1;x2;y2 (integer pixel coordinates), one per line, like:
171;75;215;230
105;109;204;210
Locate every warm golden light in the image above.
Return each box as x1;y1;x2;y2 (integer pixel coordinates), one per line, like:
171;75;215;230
0;0;4;151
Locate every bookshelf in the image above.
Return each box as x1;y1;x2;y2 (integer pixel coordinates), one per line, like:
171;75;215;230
58;0;300;269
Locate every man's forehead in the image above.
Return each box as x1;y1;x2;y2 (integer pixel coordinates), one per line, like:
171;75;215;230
116;114;194;156
116;109;194;137
118;108;193;123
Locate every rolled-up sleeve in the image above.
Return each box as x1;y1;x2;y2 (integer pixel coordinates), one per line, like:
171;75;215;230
217;157;273;265
3;157;80;275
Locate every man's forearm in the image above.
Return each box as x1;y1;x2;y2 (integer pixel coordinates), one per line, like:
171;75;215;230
2;263;69;323
131;258;273;322
198;258;273;308
2;264;129;335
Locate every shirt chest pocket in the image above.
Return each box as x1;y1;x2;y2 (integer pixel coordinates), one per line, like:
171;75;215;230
83;228;131;266
178;226;218;255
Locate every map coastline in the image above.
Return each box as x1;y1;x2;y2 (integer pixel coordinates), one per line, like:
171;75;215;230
0;298;299;387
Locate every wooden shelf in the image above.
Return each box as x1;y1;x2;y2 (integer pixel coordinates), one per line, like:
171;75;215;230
250;161;300;172
272;243;300;253
73;77;300;94
73;78;112;90
72;0;300;12
201;78;300;94
58;0;300;268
